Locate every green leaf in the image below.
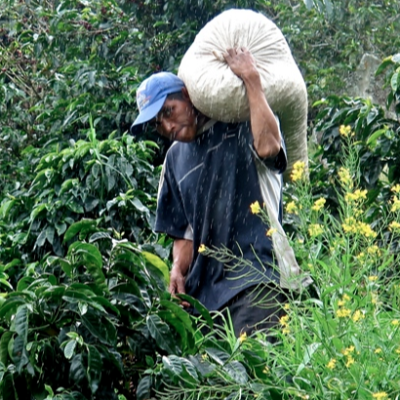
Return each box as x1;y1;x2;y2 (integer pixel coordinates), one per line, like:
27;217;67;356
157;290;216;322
177;294;213;328
29;204;47;222
136;375;152;400
146;314;178;354
142;251;169;284
87;345;102;394
10;336;29;373
375;56;394;75
205;347;230;366
0;332;13;365
391;72;399;92
367;128;387;147
0;298;26;319
14;305;29;343
223;361;248;384
296;342;321;375
82;311;117;346
70;354;87;384
68;242;107;292
64;339;77;359
64;219;98;242
162;355;183;376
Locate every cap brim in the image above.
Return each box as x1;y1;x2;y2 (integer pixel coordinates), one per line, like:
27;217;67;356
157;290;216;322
130;96;166;135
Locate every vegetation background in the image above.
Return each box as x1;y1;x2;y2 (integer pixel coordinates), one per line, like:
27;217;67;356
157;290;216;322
1;0;400;399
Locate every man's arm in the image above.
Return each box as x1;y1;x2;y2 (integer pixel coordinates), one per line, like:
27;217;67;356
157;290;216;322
169;239;193;306
223;47;281;159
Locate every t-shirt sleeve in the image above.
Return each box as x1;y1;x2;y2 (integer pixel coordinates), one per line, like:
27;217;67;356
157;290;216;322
154;157;193;240
259;140;287;174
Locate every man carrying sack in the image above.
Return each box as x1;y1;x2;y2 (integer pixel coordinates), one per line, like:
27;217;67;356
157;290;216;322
131;48;309;337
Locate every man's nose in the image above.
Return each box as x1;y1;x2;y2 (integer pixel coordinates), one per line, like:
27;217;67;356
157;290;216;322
163;120;175;134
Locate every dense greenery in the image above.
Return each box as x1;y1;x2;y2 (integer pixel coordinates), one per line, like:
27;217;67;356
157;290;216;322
1;0;400;399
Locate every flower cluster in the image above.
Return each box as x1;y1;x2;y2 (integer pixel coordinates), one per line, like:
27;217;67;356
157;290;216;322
291;161;306;182
308;223;324;237
311;197;326;212
339;125;353;137
250;201;261;214
390;196;400;212
338;167;353;189
372;392;389;400
336;294;352;318
389;221;400;232
327;358;336;370
342;217;377;238
266;227;277;237
280;314;290;335
286;200;299;215
198;244;207;253
344;189;367;203
341;345;355;368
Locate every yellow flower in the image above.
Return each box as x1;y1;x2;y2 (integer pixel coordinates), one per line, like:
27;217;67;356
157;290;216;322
291;161;306;182
368;275;378;282
372;392;389;400
336;308;351;318
266;227;277;237
367;245;381;256
280;315;289;326
263;366;269;374
201;353;208;361
311;198;326;212
395;347;400;354
356;252;366;262
308;224;324;237
286;201;299;214
282;327;290;335
391;197;400;212
250;201;261;214
342;346;355;356
198;244;207;253
239;332;247;343
342;218;377;238
339;125;352;137
371;292;378;305
352;310;364;322
345;189;367;203
374;348;382;354
389;221;400;231
338;300;346;307
343;294;351;301
345;355;355;367
327;358;336;370
391;184;400;194
284;303;290;310
391;319;399;326
338;167;353;189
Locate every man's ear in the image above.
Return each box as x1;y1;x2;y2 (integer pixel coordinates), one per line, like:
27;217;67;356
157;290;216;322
181;87;191;102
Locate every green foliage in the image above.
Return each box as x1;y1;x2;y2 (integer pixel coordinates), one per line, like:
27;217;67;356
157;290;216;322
0;126;159;277
149;130;400;400
0;238;203;399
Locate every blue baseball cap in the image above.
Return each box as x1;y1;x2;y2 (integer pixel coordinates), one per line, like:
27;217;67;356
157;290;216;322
130;72;185;134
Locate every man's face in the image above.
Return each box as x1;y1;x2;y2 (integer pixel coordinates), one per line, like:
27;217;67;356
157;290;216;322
155;89;198;142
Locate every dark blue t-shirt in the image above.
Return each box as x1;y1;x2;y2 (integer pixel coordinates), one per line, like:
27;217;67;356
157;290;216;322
155;121;287;311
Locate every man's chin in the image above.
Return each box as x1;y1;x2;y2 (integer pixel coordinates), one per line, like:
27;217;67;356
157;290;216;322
175;130;196;142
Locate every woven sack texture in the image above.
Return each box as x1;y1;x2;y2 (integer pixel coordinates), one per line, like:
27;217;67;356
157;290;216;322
178;9;308;180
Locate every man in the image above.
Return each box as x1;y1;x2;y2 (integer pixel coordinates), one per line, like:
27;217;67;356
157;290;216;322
131;48;294;336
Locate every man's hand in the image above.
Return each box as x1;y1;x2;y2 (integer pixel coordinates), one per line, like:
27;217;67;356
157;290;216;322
223;47;259;81
169;239;193;307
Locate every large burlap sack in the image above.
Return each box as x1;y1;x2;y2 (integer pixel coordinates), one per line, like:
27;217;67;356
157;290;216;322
178;9;308;180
